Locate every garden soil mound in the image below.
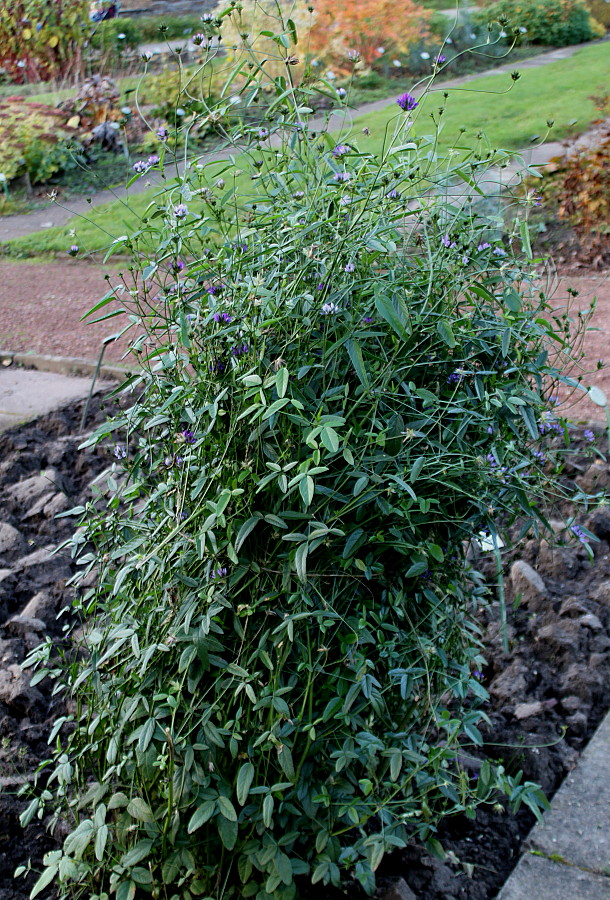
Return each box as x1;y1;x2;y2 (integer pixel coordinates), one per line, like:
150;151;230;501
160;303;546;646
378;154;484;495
0;399;609;900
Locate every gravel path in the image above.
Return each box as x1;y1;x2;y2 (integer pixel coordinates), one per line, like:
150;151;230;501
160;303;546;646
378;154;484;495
0;260;608;424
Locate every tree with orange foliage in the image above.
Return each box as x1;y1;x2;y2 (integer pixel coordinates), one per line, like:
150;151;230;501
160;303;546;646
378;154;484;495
308;0;430;70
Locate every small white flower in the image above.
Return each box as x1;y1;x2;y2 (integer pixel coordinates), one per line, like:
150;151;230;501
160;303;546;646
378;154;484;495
311;58;319;67
446;37;453;44
118;32;126;39
499;30;507;37
377;46;385;54
470;32;477;39
321;301;340;315
420;51;430;60
519;26;528;33
392;59;401;67
141;50;153;61
326;70;336;80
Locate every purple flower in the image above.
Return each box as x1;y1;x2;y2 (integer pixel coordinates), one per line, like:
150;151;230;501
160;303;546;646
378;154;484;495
487;452;497;468
532;449;546;464
434;54;446;64
570;524;589;544
231;343;249;357
114;444;127;459
157;126;169;141
256;128;269;140
487;425;494;434
396;92;418;111
332;144;350;158
172;258;185;272
477;242;491;252
182;429;196;444
293;190;305;199
493;246;507;257
442;234;458;249
174;204;188;219
133;160;147;174
147;154;160;166
386;188;401;200
361;316;374;324
472;669;483;680
333;172;351;183
200;12;214;21
336;87;347;99
211;566;228;579
584;429;595;442
210;358;226;374
192;32;206;45
344;262;355;273
213;312;233;323
68;245;79;256
447;371;462;384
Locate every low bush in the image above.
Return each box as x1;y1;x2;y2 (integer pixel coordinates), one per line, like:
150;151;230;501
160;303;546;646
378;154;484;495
477;0;595;45
0;0;88;83
21;4;596;900
0;98;79;184
89;16;142;54
586;0;610;28
136;13;208;42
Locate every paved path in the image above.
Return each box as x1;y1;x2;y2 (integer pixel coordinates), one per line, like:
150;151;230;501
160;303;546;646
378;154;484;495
0;365;112;432
500;710;610;899
0;40;599;243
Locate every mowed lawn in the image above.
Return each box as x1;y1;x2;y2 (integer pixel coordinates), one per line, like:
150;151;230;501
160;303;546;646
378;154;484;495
4;40;609;257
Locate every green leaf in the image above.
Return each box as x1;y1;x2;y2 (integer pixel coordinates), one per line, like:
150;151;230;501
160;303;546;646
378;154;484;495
236;516;261;551
519;405;539;439
263;793;274;827
116;881;137;900
218;814;238;850
217;795;238;822
278;744;295;781
275;367;289;398
121;839;154;867
409;456;425;483
320;426;340;454
126;798;154;823
436;319;456;348
295;542;308;582
299;475;314;507
347;338;369;388
29;864;59;898
138;717;156;752
374;289;409;339
588;385;607;407
188;800;217;833
236;762;255;806
95;824;108;861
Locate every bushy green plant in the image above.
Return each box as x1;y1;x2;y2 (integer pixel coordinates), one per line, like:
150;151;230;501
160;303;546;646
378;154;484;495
90;16;142;54
0;98;78;184
21;4;596;900
0;0;88;83
477;0;595;45
136;13;209;42
586;0;610;28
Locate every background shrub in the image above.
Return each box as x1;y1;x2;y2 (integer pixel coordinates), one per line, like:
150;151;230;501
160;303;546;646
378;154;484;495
0;98;79;184
476;0;595;45
23;5;594;900
586;0;610;28
0;0;89;83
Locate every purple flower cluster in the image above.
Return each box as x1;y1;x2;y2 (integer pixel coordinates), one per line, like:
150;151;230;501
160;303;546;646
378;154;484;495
182;429;196;444
584;429;595;442
157;126;169;141
114;444;127;459
231;343;249;357
477;242;491;252
447;371;462;384
344;261;355;273
174;204;188;219
68;245;79;257
570;524;589;545
333;172;351;183
396;92;418;112
192;32;206;45
531;449;546;464
321;302;340;316
210;567;228;579
386;188;401;200
332;144;350;158
213;312;232;323
442;235;458;249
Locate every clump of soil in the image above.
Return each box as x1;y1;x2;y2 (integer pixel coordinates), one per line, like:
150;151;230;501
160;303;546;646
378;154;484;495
0;400;608;900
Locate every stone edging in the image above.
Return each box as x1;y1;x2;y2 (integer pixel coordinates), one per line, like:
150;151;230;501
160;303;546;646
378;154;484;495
0;350;129;382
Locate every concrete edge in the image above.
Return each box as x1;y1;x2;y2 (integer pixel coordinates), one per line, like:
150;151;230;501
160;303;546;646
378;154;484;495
0;350;131;382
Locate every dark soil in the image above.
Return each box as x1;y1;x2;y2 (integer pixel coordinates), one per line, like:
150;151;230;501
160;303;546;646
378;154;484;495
0;402;609;900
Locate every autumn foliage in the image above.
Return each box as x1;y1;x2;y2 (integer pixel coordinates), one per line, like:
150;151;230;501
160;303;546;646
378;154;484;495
308;0;430;69
0;0;88;83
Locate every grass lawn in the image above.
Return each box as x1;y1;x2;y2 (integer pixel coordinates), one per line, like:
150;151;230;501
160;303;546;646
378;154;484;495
3;40;609;258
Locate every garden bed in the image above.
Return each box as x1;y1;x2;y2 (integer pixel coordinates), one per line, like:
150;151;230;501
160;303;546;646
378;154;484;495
0;397;608;900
